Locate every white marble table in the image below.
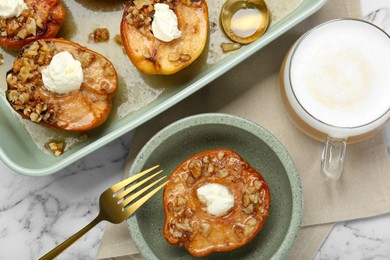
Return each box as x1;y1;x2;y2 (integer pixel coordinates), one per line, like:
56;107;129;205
1;0;390;259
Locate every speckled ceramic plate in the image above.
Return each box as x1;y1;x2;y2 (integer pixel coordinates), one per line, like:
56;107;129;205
127;113;303;260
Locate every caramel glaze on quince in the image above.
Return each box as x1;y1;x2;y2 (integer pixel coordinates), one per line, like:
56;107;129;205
0;0;66;50
120;0;209;75
163;148;271;257
6;38;118;131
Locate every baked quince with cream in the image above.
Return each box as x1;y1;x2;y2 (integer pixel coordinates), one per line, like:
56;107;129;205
0;0;66;50
6;39;118;131
163;148;271;256
120;0;209;75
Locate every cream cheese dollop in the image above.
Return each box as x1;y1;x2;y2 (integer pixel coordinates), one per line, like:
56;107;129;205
197;183;234;216
0;0;28;19
151;3;182;42
41;51;84;94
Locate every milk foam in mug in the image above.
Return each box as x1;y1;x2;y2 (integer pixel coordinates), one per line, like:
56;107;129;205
280;19;390;180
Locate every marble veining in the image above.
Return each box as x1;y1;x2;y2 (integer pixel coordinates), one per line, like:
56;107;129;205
0;132;133;259
315;214;390;259
0;0;390;259
365;7;390;32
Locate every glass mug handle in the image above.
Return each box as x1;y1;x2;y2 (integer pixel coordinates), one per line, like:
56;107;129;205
321;137;347;180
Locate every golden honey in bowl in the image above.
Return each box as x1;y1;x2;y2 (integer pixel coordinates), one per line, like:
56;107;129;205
221;0;269;44
230;7;262;38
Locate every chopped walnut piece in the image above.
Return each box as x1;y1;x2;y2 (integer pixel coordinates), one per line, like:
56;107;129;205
207;163;214;173
134;0;152;10
180;54;191;62
0;53;3;65
217;168;229;178
233;224;244;239
199;222;211;237
46;141;65;156
217;151;225;160
89;28;110;43
168;52;180;62
114;34;123;45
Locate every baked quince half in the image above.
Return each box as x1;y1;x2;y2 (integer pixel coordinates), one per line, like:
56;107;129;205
6;39;118;131
163;148;271;256
120;0;209;75
0;0;66;50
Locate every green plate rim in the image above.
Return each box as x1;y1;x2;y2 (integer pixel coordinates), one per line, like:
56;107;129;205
127;113;304;260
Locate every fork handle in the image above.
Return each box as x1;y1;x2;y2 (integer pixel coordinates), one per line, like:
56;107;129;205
39;215;103;260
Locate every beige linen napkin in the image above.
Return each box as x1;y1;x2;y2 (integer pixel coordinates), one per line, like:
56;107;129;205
98;0;390;259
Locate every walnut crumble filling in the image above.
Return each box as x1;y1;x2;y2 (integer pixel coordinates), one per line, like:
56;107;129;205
124;0;201;38
5;40;106;126
0;8;43;40
88;28;110;43
6;37;119;133
166;153;268;240
6;40;58;125
124;0;201;65
163;149;270;257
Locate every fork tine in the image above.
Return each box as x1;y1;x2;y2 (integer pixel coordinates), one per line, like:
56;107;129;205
116;169;163;200
123;181;168;217
110;165;160;193
120;176;167;208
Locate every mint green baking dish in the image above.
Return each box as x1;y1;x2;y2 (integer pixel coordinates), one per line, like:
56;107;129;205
0;0;327;176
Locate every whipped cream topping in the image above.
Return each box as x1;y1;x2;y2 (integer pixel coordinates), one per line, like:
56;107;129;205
152;3;182;42
41;52;84;95
197;183;234;216
0;0;28;19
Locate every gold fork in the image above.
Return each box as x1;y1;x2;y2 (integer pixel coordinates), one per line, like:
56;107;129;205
39;165;167;260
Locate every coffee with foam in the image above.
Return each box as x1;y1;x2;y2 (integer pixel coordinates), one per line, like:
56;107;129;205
283;19;390;139
280;19;390;179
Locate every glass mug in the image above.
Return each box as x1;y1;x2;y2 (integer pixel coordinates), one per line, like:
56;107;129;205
280;19;390;180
